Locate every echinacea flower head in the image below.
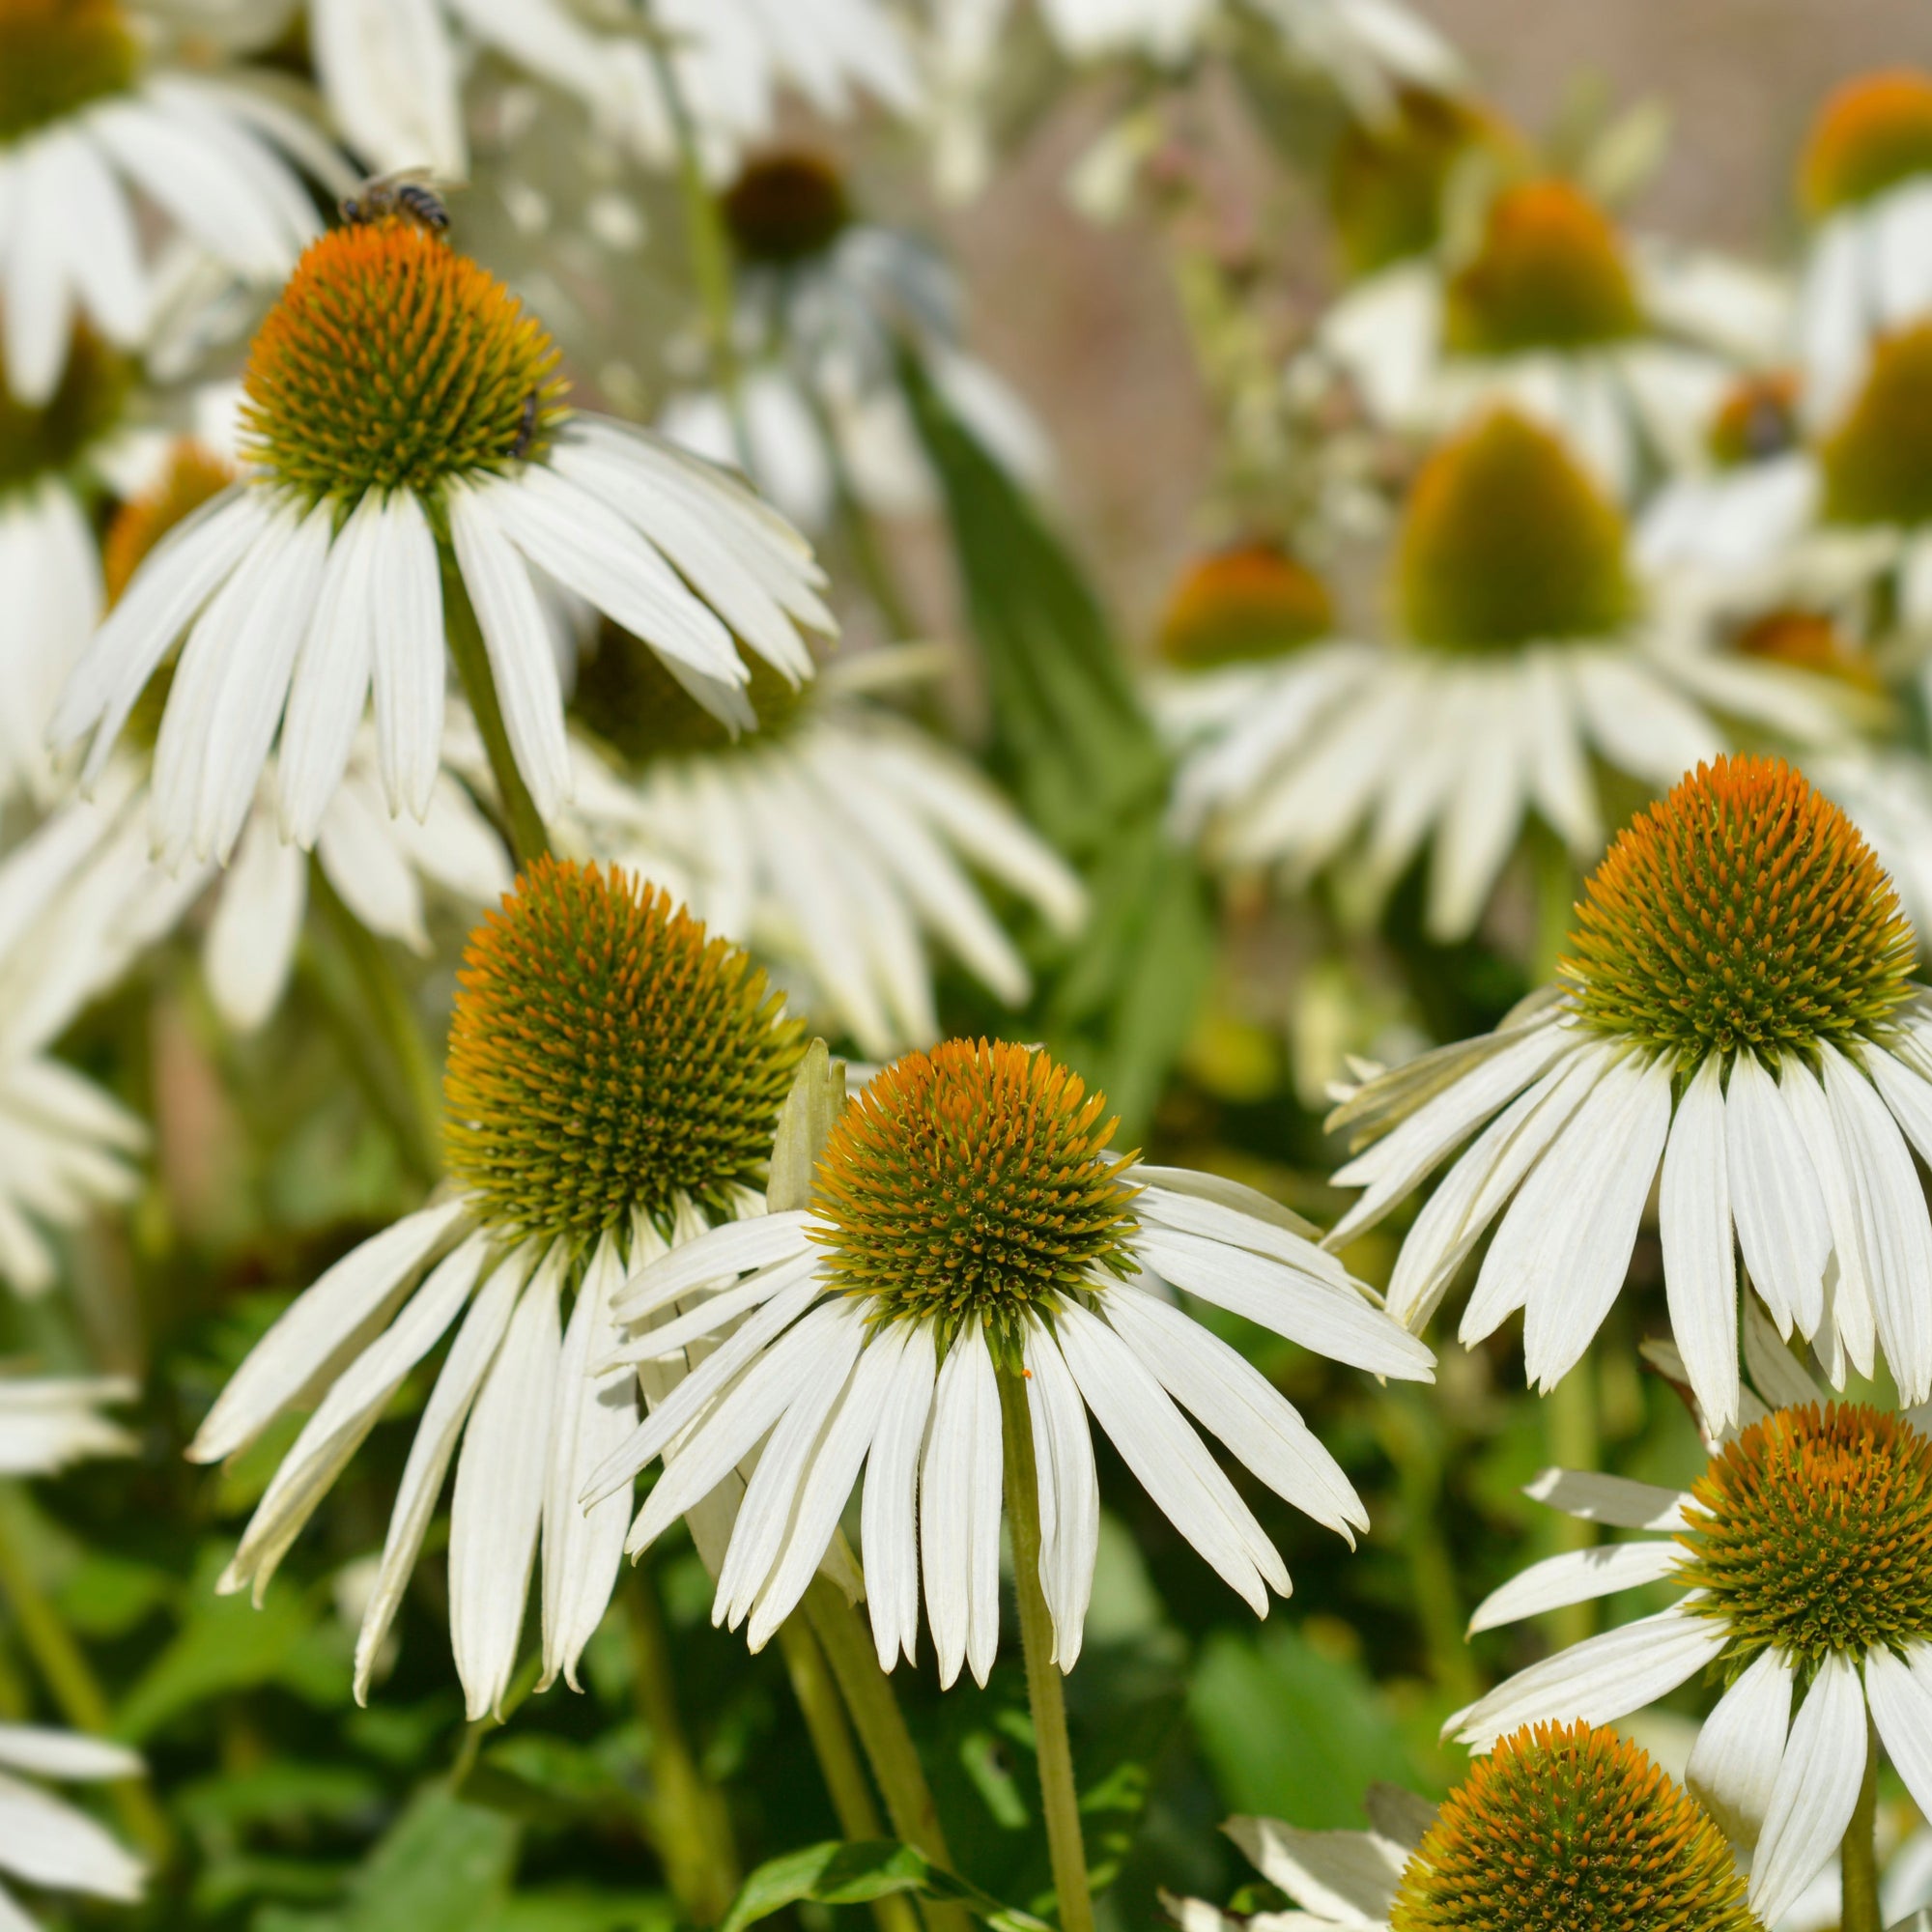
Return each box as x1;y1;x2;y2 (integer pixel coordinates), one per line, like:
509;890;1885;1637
1796;71;1932;421
1155;542;1337;670
1328;754;1932;1430
1162;1723;1758;1932
1459;1406;1932;1925
190;861;810;1719
54;213;831;869
1390;1722;1760;1932
585;1037;1432;1688
0;0;345;404
722;151;855;267
552;634;1086;1059
1165;416;1839;942
1820;320;1932;529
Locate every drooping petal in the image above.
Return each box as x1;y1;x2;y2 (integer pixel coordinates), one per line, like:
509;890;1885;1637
1749;1650;1867;1926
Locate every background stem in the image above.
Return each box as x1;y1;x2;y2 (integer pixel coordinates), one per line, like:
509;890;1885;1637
1841;1721;1882;1932
1543;1359;1600;1649
996;1366;1094;1932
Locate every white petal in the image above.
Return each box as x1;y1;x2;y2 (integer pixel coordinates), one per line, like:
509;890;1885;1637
449;1245;564;1720
0;1726;141;1782
1522;1468;1691;1528
919;1322;1003;1690
1021;1320;1099;1669
1660;1054;1739;1432
1465;1541;1685;1635
367;491;446;820
1725;1047;1832;1340
859;1319;937;1671
1447;1603;1724;1749
611;1210;813;1319
1687;1647;1793;1845
1222;1814;1407;1923
1750;1650;1868;1926
1865;1643;1932;1831
203;805;304;1032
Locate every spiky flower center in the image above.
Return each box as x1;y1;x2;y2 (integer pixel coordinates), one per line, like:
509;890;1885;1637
239;218;567;507
1156;543;1335;668
1707;373;1801;469
1398;410;1633;651
1388;1722;1760;1932
810;1040;1140;1350
1733;609;1883;693
1801;70;1932;217
1676;1404;1932;1670
1563;755;1917;1059
104;442;238;606
444;860;807;1237
722;153;852;267
572;623;809;763
1443;180;1642;356
0;324;127;495
1821;321;1932;528
0;0;136;147
1328;88;1517;279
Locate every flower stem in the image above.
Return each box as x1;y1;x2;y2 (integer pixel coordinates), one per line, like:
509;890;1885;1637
0;1488;171;1864
441;559;551;867
307;864;442;1180
625;1574;740;1926
996;1365;1094;1932
1841;1720;1882;1932
776;1616;923;1932
803;1577;972;1932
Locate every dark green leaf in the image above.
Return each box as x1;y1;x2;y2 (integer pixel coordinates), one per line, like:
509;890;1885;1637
719;1840;1052;1932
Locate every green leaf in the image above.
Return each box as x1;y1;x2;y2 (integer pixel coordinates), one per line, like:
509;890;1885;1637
719;1840;1052;1932
1188;1625;1422;1829
477;1889;678;1932
335;1788;520;1932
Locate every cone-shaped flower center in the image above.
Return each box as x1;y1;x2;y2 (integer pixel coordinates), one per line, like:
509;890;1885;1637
1677;1404;1932;1669
239;217;567;508
0;0;135;146
1328;88;1517;279
1156;543;1335;668
572;623;809;762
1389;1721;1761;1932
722;153;852;267
1801;70;1932;217
1707;372;1801;469
105;442;239;606
444;860;807;1236
1443;180;1642;356
1564;754;1917;1059
0;323;127;494
1733;609;1883;693
1399;411;1633;650
810;1039;1140;1350
1821;321;1932;527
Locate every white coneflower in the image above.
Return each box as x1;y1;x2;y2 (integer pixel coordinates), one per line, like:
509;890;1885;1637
1795;71;1932;423
51;213;833;869
1164;1722;1763;1932
1327;753;1932;1434
585;1036;1433;1685
1163;416;1846;943
660;152;1048;534
188;859;813;1719
1320;174;1779;501
0;0;349;404
1456;1404;1932;1926
546;634;1085;1060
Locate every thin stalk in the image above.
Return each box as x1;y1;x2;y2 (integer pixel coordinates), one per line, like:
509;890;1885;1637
1543;1358;1600;1649
308;864;442;1180
1840;1721;1882;1932
0;1491;170;1862
996;1367;1094;1932
447;1652;542;1790
803;1576;972;1932
441;560;551;867
626;1576;740;1926
776;1618;922;1932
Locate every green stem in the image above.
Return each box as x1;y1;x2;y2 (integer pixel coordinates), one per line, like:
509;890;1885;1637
295;945;434;1184
1841;1721;1882;1932
447;1652;542;1790
626;1576;740;1926
441;560;551;867
0;1490;170;1863
996;1367;1094;1932
776;1618;923;1932
307;864;442;1180
803;1577;971;1932
1543;1358;1600;1649
1529;826;1579;984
